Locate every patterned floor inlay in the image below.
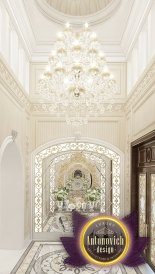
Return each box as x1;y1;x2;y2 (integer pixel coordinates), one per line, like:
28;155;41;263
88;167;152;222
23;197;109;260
11;242;153;274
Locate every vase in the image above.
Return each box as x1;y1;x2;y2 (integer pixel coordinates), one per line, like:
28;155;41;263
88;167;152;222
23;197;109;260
64;199;69;210
89;201;95;211
57;201;63;211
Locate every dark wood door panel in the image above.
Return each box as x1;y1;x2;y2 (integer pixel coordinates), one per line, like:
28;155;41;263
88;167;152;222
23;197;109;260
138;141;155;167
131;130;155;272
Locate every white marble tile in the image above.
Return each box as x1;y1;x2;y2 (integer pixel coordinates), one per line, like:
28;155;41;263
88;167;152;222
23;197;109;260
11;242;155;274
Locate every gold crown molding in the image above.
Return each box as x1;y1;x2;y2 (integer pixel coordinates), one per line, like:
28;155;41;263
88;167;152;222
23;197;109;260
0;55;31;113
34;0;121;26
125;58;155;114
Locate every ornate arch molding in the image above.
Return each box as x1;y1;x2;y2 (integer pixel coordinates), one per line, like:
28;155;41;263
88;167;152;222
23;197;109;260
0;136;23;169
32;137;124;233
0;136;24;248
0;136;14;162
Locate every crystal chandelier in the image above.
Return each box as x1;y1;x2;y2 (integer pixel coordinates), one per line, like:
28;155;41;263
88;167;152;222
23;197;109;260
38;23;118;126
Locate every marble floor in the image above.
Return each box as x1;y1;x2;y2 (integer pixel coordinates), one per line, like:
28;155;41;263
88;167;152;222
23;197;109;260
43;213;72;232
10;242;154;274
43;212;98;232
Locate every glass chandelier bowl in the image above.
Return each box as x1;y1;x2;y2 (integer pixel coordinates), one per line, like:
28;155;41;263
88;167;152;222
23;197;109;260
38;23;118;126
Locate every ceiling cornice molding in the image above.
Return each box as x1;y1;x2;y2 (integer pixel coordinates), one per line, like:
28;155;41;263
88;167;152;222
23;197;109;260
30;102;125;116
121;0;154;58
125;56;155;113
35;0;121;26
0;54;31;113
30;42;127;62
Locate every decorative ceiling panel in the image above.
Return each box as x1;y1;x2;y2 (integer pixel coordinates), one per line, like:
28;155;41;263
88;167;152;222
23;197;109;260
35;0;122;25
45;0;113;16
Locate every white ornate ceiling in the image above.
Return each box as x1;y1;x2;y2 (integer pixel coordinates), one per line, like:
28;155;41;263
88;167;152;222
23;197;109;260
35;0;121;25
45;0;114;16
4;0;150;62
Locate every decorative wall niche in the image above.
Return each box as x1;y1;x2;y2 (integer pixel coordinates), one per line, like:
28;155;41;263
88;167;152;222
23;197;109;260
32;138;124;234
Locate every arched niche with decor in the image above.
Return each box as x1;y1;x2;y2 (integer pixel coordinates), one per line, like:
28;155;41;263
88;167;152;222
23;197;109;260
32;137;124;241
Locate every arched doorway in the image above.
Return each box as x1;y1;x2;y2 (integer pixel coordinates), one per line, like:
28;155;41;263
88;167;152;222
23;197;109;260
32;138;124;240
0;137;24;249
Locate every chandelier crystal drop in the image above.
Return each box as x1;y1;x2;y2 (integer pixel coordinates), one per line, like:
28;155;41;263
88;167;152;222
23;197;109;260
38;23;118;126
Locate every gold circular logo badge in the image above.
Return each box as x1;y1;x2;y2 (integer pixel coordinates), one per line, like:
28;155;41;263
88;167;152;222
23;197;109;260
80;216;131;266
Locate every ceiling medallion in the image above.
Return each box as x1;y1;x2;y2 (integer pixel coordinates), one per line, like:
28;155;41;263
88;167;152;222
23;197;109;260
45;0;113;16
38;23;118;126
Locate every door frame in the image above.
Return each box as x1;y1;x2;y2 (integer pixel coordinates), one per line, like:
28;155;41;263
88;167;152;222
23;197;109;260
131;130;155;272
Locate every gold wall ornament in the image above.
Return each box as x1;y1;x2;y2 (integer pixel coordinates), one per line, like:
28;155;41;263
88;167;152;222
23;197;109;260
56;152;99;189
52;152;103;210
38;24;118;126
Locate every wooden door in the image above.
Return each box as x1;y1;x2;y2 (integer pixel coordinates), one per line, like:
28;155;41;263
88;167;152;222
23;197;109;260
131;131;155;271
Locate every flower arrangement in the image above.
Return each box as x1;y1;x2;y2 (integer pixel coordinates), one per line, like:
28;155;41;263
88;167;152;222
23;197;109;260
54;186;69;201
86;187;101;202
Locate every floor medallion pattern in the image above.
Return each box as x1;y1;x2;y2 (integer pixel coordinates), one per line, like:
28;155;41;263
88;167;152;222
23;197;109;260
12;242;153;274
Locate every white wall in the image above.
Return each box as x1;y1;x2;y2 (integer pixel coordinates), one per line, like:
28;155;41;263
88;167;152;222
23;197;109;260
127;1;155;94
30;117;125;152
0;58;31;245
0;2;29;94
0;140;24;249
125;58;155;214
